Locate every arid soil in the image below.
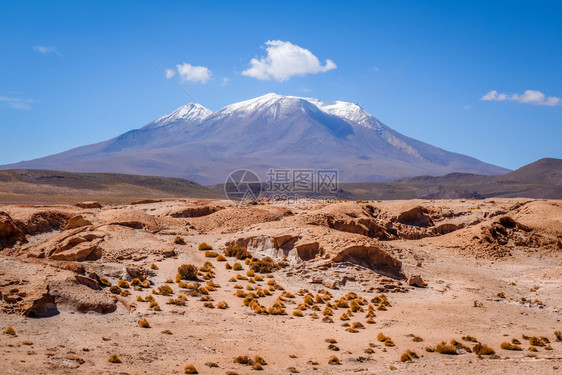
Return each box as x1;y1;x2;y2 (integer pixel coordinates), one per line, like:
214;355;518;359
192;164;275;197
1;198;561;374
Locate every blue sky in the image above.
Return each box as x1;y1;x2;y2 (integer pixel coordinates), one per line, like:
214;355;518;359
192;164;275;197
1;0;560;170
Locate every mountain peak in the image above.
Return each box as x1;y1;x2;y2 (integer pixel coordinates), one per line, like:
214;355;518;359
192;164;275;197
151;102;212;128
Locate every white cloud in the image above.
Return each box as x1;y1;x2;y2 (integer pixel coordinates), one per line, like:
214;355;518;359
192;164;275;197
373;66;380;72
176;63;212;83
481;89;561;106
0;96;35;110
221;77;230;86
32;46;59;55
242;40;337;82
164;69;176;79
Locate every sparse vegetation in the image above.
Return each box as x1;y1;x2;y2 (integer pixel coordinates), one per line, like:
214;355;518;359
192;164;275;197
138;318;150;328
4;326;16;336
473;343;495;355
328;355;341;365
184;364;198;374
150;263;159;270
198;242;212;250
174;236;186;245
158;285;173;295
233;262;243;271
217;301;229;309
108;354;122;363
501;342;522;351
178;264;199;280
224;244;251;259
435;342;457;355
205;251;219;258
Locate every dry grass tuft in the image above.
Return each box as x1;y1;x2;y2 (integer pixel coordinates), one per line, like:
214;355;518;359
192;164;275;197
328;355;341;365
4;326;16;336
108;354;121;363
435;342;457;355
184;364;198;374
158;285;173;296
150;263;159;270
473;343;495;356
138;318;150;328
198;242;212;250
174;236;186;245
501;342;522;351
178;264;199;280
217;301;229;309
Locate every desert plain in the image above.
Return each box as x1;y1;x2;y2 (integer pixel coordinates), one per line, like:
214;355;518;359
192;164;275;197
0;197;561;374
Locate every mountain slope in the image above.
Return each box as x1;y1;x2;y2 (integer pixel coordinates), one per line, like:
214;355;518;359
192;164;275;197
341;158;562;200
1;93;509;184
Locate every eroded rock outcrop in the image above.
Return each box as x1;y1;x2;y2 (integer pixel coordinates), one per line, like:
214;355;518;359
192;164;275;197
396;206;434;227
0;212;26;250
332;245;406;280
26;227;104;261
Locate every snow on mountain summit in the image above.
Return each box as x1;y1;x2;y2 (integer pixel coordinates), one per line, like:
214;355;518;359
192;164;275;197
149;103;212;128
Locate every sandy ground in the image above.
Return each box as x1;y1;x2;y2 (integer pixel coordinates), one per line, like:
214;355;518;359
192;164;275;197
1;198;561;374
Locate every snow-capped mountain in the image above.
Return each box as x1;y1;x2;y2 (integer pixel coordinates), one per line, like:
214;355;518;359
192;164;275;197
1;93;509;184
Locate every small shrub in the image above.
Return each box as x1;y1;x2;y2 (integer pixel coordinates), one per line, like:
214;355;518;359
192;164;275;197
108;354;121;363
216;254;227;261
178;264;199;280
138;318;150;328
384;339;395;347
555;330;562;342
224;244;251;259
198;242;212;250
328;355;341;365
120;290;131;297
528;346;538;352
462;335;477;342
117;279;130;288
233;262;243;271
109;285;122;295
217;301;229;309
184;364;198;374
529;336;546;347
149;301;161;311
253;363;263;371
287;367;299;373
413;336;424;342
131;278;142;286
4;326;16;336
99;278;111;287
162;329;172;335
473;343;495;355
254;355;267;365
435;343;457;355
174;236;186;245
141;280;150;288
203;302;214;308
328;344;339;351
377;333;389;342
234;355;254;365
205;251;219;258
325;338;337;344
400;352;413;362
158;285;173;296
293;310;304;317
501;342;522;351
205;362;219;368
150;263;159;270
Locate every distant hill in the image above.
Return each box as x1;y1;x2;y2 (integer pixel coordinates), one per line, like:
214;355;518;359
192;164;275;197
341;158;562;200
0;169;222;204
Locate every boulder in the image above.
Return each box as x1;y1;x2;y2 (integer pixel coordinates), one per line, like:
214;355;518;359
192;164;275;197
65;215;92;230
408;274;426;287
23;211;71;234
76;201;101;209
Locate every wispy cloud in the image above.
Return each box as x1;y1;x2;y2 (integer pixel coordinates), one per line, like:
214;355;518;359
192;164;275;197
0;96;36;110
481;89;561;106
164;69;176;79
176;63;212;83
32;46;60;55
242;40;336;82
221;77;230;86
